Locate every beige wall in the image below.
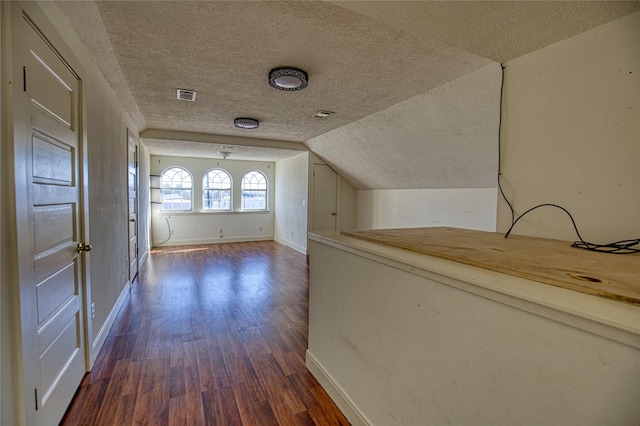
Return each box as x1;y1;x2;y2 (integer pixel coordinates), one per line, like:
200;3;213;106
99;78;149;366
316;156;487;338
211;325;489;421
149;155;276;246
498;11;640;242
85;60;136;347
274;152;309;253
356;188;497;231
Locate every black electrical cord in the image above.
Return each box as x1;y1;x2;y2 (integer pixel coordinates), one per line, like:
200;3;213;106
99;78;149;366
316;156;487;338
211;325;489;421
497;65;515;226
157;216;172;246
504;204;640;254
497;65;639;255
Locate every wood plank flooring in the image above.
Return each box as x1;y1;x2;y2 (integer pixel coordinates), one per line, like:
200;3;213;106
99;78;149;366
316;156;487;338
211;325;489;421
61;241;349;425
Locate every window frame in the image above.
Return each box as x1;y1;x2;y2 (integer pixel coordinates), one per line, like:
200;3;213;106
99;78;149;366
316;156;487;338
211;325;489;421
202;168;232;211
241;170;268;211
160;166;193;212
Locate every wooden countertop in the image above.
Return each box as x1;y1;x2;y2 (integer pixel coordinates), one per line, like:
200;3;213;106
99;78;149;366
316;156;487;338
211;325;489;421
341;227;640;306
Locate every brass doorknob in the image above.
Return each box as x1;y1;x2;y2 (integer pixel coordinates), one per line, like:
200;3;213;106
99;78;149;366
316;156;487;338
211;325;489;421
77;243;92;253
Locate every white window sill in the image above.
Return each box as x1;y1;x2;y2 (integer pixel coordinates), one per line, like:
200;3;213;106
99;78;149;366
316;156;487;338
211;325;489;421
159;210;270;216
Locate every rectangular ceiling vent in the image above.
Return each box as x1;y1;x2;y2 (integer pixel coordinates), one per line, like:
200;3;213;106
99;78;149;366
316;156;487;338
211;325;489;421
312;110;334;119
176;89;197;102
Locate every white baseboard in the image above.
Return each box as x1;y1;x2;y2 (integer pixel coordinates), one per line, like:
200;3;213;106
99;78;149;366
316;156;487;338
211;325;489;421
139;249;149;269
305;350;372;426
274;236;307;254
152;235;273;247
90;281;130;366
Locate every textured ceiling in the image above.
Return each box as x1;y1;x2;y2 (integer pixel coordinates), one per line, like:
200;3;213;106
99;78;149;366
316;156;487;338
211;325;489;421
331;1;640;64
55;1;640;187
307;63;502;189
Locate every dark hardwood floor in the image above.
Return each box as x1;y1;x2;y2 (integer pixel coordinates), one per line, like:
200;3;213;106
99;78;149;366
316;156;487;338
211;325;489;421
61;241;349;425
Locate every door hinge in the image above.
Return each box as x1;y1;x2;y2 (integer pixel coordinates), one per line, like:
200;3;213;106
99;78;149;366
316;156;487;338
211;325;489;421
23;66;27;92
34;388;38;410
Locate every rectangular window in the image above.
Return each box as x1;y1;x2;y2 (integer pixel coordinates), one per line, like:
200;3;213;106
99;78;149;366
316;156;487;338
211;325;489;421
203;169;232;211
241;171;267;210
161;167;193;211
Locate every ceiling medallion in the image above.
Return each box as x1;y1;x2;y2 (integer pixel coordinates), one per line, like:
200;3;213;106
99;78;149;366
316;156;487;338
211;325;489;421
234;118;259;129
269;67;308;91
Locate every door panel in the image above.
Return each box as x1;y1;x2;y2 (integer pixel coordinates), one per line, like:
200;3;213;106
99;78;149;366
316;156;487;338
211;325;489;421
32;134;73;183
36;263;76;324
25;17;86;425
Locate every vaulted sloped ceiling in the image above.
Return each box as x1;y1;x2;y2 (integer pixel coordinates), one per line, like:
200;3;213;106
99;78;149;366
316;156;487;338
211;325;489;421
55;1;640;189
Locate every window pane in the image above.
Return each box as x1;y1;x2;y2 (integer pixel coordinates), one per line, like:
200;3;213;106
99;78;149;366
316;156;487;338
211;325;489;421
204;189;231;210
203;169;232;210
161;167;192;211
241;171;267;210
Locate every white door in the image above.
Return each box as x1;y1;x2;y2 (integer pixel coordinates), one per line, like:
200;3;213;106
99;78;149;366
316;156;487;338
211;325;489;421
312;163;338;231
128;136;138;283
24;17;87;425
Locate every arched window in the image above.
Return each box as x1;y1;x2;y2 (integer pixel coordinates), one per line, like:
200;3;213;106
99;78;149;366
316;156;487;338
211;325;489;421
161;167;192;211
241;170;267;210
203;168;232;210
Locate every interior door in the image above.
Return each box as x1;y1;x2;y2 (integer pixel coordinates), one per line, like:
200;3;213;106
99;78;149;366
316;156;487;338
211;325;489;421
312;163;338;231
25;17;87;425
128;136;138;283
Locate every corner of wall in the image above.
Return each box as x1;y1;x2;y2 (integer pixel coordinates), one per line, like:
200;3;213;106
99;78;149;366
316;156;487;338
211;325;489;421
498;11;640;242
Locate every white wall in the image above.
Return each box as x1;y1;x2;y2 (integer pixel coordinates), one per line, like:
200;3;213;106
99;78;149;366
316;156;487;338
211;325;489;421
274;153;309;254
307;235;640;425
357;188;497;231
138;143;151;266
150;155;275;246
498;11;640;243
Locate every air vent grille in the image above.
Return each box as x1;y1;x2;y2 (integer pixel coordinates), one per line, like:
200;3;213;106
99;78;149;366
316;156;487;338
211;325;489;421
176;89;197;102
312;110;334;119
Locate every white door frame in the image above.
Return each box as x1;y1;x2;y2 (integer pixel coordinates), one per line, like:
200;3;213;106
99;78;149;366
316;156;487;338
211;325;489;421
127;130;139;285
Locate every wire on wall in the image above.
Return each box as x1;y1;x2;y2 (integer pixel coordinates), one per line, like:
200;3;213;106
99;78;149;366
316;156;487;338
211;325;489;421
496;65;639;254
497;65;515;226
157;216;172;246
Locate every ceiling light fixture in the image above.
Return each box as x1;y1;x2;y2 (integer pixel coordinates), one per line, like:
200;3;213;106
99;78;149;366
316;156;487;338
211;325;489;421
234;118;259;129
269;67;308;91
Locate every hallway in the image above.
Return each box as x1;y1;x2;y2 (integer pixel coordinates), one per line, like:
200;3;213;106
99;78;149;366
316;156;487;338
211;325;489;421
61;242;349;425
